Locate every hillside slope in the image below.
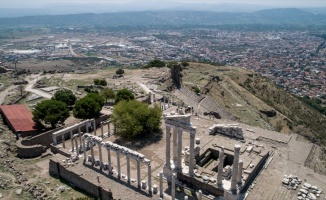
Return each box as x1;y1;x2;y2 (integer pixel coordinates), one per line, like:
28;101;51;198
182;63;326;145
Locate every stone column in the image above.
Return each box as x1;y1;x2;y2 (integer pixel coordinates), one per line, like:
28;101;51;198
61;134;65;149
53;135;57;145
137;160;141;189
99;144;103;169
148;163;152;195
237;160;243;185
70;131;74;152
176;129;183;171
171;173;176;200
159;172;163;198
107;148;111;165
198;190;202;200
117;151;121;179
107;122;110;136
163;96;166;110
231;145;241;192
93;119;96;135
153;94;156;102
101;122;104;138
78;127;82;146
127;155;131;184
217;146;225;187
82;138;86;160
165;126;171;169
189;132;195;176
90;142;95;164
74;136;79;156
173;128;178;164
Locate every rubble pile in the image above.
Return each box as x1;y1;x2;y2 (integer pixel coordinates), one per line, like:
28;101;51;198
208;124;243;139
282;174;324;199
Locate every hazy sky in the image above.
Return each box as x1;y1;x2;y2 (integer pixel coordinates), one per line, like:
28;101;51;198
2;0;326;8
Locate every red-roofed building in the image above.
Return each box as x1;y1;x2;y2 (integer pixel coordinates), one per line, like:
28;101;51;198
0;104;38;137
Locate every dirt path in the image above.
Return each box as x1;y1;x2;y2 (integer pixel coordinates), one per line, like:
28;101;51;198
24;74;52;99
0;85;17;105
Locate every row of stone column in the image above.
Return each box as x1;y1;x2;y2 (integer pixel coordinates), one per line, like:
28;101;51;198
160;96;171;110
216;145;243;192
165;126;196;176
82;136;152;194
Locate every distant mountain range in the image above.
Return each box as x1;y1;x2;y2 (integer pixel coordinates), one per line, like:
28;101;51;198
0;8;325;27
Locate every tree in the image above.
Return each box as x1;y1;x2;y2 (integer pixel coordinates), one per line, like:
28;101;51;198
116;68;125;75
93;79;107;86
181;61;189;68
112;100;162;139
33;100;69;128
143;59;166;68
73;93;105;119
52;89;76;106
100;88;115;103
115;89;135;104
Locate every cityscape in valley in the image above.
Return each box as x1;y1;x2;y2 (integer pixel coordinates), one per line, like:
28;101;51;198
0;1;326;200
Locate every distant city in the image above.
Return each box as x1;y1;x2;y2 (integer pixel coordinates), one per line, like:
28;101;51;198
0;26;325;98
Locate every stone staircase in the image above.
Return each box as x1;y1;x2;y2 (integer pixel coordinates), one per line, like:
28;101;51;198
174;87;235;120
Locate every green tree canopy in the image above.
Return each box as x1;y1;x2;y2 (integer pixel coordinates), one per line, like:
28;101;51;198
144;59;166;68
73;93;105;119
93;78;107;86
112;100;162;139
116;68;125;75
100;88;115;103
32;100;69;128
181;61;189;67
115;88;135;104
51;89;76;106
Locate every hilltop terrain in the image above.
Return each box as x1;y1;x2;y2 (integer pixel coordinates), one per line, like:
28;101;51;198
180;63;326;174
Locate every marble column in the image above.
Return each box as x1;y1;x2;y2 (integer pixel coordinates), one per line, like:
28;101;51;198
61;134;65;149
127;155;131;184
117;151;121;179
70;131;74;152
93;120;96;135
189;132;195;176
231;145;241;192
53;135;57;145
137;160;141;189
90;142;95;164
148;163;152;195
171;173;176;200
173;128;178;164
78;128;82;146
163;97;166;110
82;137;86;160
159;172;163;198
99;144;103;169
176;129;183;171
74;136;79;156
101;122;104;138
198;190;202;200
217;146;225;187
153;94;156;102
107;122;110;136
165;126;171;169
237;160;243;185
107;148;111;165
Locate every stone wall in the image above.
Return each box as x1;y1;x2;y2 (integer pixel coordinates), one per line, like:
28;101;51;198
22;126;66;146
50;144;72;158
16;138;46;158
177;173;224;197
49;159;113;199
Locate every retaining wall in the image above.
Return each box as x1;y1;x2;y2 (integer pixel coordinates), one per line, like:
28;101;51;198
49;159;113;200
